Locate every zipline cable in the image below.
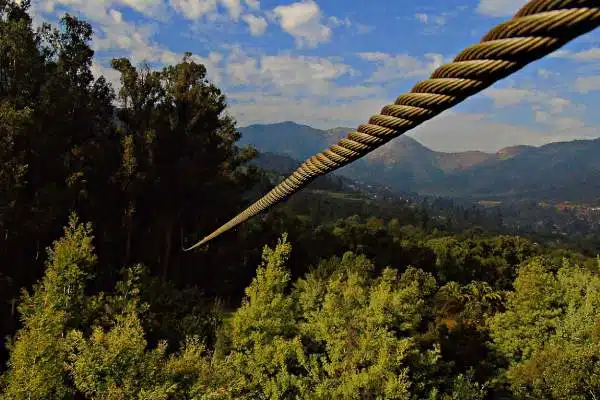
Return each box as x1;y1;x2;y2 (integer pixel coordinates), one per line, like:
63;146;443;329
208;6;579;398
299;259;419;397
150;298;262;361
184;0;600;251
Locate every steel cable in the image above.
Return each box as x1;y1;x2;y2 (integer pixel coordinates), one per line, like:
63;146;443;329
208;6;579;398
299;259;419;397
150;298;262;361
184;0;600;251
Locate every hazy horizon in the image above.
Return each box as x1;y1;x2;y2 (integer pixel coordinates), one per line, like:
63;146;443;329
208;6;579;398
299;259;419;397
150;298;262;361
238;120;600;154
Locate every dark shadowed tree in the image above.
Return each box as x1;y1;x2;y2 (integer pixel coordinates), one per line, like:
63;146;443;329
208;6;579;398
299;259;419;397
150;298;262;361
111;54;258;280
0;1;119;364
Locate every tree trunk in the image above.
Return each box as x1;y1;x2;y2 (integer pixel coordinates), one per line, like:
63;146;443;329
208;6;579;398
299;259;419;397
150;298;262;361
162;220;174;281
125;215;132;265
124;200;135;265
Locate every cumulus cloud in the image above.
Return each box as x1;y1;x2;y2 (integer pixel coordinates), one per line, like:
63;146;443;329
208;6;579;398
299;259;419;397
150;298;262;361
544;47;600;93
483;87;592;136
221;0;242;20
242;14;268;36
359;52;445;82
221;47;385;131
91;61;123;90
549;47;600;62
244;0;260;9
168;0;248;20
37;0;169;20
573;48;600;61
34;0;225;91
169;0;216;19
36;1;168;64
261;54;351;87
485;88;569;112
476;0;528;17
272;0;331;48
119;0;168;18
574;76;600;94
224;48;355;97
226;49;261;85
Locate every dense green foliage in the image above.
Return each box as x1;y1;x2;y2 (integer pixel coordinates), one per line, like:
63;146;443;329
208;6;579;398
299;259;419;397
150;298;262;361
1;2;600;398
3;216;600;398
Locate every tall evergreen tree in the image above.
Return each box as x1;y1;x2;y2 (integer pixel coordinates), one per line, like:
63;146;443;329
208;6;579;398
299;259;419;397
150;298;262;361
0;1;119;363
111;54;257;280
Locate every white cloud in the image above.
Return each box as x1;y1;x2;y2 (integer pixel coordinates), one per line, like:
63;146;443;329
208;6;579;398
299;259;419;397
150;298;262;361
224;48;354;97
168;0;246;20
169;0;218;19
484;87;592;135
573;48;600;61
574;76;600;94
549;47;600;62
534;112;587;132
222;49;598;153
93;21;177;65
547;49;570;59
261;54;351;87
221;0;242;20
244;0;260;9
91;61;122;90
35;0;225;91
328;16;351;27
415;13;428;24
537;68;553;79
272;0;331;48
411;111;598;152
109;8;123;23
359;52;445;82
222;48;380;133
485;88;569;112
37;0;168;20
334;85;379;99
328;15;370;36
547;47;600;93
36;0;167;65
414;12;446;26
230;95;389;129
226;49;261;85
476;0;528;17
119;0;168;18
242;14;268;36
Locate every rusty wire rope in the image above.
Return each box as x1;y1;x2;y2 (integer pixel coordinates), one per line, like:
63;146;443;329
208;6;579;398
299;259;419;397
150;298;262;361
184;0;600;251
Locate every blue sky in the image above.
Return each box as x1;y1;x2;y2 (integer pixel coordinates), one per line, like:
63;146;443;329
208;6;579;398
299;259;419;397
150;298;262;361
30;0;600;152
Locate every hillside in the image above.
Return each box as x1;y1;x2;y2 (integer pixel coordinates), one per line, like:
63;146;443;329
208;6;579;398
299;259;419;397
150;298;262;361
252;151;410;200
239;122;489;190
238;122;335;160
238;121;600;202
422;138;600;202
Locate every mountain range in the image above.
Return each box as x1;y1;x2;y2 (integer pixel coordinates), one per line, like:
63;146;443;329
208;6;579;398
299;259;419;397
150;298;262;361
238;121;600;204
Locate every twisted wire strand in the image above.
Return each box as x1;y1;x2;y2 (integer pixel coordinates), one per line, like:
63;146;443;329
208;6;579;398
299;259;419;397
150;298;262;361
184;0;600;251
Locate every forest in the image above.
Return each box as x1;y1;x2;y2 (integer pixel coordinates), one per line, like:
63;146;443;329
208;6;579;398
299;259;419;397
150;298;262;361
1;2;600;399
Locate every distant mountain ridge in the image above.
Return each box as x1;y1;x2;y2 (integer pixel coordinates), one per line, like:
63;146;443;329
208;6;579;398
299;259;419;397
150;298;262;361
238;121;600;203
